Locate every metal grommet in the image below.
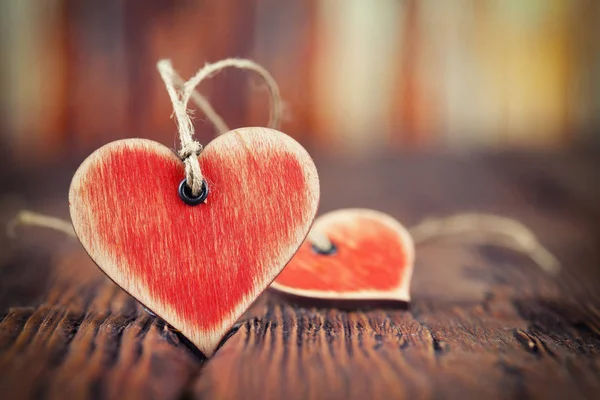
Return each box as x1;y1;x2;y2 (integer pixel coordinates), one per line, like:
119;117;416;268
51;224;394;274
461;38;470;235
178;179;209;206
311;242;338;256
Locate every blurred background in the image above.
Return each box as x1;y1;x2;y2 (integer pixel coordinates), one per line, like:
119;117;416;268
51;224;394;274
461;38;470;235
1;0;599;166
1;0;600;358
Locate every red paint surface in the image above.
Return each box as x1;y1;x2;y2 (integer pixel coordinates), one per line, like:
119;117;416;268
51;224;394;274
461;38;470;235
72;135;313;333
275;214;411;293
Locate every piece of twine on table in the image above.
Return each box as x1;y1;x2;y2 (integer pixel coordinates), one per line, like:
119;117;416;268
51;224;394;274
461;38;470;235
7;210;560;275
6;57;560;275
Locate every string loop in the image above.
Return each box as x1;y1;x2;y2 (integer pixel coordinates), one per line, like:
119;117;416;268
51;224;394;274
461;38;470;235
157;58;283;196
178;142;203;160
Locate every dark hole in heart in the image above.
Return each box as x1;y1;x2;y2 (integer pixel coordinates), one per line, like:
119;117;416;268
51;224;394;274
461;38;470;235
311;241;338;256
178;178;209;206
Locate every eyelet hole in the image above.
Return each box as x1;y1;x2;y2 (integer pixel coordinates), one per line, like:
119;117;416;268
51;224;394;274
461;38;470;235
312;242;338;256
178;179;209;206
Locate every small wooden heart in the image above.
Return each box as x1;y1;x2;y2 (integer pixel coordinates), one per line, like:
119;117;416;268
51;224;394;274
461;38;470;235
69;127;319;356
271;209;414;302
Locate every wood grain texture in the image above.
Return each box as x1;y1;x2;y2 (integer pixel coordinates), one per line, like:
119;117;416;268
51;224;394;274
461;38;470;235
68;127;319;356
271;209;414;301
1;149;599;399
0;250;202;400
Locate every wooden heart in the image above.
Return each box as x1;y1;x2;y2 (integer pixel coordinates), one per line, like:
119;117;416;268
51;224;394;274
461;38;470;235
69;127;319;356
271;209;414;302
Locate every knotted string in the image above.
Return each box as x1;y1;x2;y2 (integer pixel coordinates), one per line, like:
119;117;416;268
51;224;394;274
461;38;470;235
157;58;283;195
157;60;204;196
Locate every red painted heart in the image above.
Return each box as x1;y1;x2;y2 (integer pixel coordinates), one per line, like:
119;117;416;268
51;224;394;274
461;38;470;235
271;209;414;302
69;127;319;355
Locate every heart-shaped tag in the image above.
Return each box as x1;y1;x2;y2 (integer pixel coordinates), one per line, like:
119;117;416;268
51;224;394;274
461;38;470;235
270;209;414;302
69;127;319;355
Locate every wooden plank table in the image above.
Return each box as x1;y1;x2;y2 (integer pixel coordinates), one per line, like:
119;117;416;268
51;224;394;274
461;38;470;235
1;150;599;399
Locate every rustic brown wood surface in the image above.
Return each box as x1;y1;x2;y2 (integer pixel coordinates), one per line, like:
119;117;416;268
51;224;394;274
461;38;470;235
1;150;599;399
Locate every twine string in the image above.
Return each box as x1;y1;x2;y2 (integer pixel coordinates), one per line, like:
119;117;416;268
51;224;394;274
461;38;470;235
7;59;284;234
309;213;559;274
157;58;283;195
7;210;76;239
157;60;204;196
171;70;230;135
179;58;283;134
408;213;560;274
8;210;559;275
8;57;559;276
